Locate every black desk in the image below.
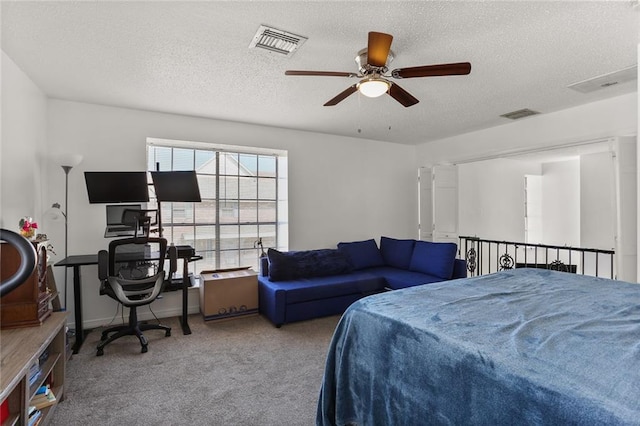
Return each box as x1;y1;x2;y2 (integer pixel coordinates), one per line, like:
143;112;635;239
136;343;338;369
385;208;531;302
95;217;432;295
55;250;199;354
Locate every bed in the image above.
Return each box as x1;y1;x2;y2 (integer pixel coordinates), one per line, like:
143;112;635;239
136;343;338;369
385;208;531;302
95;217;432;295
317;268;640;425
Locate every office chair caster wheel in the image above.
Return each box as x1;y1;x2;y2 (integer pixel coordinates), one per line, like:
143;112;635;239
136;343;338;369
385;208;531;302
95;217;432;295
141;344;148;353
97;348;104;356
165;330;171;337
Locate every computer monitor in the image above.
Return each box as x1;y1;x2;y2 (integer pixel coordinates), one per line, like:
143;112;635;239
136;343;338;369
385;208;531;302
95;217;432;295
106;204;142;226
150;170;202;202
85;171;150;203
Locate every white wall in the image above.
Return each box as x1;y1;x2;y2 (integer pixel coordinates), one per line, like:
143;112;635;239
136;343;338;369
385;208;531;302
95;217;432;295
541;159;580;247
42;100;417;328
420;92;637;282
416;93;637;166
2;50;418;328
1;52;49;230
580;152;616;250
458;158;542;242
614;136;637;281
3;43;638;329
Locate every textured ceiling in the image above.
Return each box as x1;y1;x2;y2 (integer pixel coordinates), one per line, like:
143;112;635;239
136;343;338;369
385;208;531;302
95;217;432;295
2;1;638;145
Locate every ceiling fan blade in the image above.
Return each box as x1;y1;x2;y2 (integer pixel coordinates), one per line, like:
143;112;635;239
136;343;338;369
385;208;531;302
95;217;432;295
286;70;358;77
391;62;472;79
367;32;393;67
388;83;419;107
324;84;358;106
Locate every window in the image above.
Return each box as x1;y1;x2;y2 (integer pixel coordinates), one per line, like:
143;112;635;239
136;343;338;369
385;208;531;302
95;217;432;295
147;138;287;274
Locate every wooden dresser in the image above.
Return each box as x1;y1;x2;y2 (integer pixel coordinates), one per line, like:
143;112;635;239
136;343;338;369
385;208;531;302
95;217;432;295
1;240;51;329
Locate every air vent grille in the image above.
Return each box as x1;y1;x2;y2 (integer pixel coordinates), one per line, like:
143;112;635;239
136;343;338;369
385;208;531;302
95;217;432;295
500;108;541;120
249;25;307;56
567;65;637;93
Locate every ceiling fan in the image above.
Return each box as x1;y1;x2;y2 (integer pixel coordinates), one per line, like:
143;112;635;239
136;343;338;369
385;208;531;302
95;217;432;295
285;31;471;108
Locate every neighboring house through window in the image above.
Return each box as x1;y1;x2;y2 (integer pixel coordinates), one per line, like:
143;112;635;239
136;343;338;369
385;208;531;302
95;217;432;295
147;138;288;275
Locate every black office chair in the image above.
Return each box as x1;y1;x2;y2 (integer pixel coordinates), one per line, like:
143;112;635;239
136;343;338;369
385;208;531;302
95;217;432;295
121;208;158;238
96;236;177;356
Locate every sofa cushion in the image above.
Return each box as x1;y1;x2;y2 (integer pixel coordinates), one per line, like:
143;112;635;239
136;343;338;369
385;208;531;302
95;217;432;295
365;266;445;290
267;248;352;282
379;236;416;269
409;241;457;279
259;271;386;305
337;239;385;270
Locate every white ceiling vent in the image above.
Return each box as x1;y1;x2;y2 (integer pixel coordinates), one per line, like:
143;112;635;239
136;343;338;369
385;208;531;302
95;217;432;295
249;25;307;57
500;108;541;120
568;65;637;93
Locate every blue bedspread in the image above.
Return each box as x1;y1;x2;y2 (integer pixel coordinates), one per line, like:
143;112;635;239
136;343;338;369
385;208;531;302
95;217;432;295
317;269;640;425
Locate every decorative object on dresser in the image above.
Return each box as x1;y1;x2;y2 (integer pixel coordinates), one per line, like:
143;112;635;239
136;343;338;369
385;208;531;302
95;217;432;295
18;217;38;239
1;237;51;329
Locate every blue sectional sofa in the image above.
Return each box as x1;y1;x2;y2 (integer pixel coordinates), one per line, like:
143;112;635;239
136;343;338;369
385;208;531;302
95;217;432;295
258;237;467;327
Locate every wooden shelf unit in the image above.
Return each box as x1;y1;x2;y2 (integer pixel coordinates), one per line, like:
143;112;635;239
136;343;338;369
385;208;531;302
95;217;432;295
0;312;67;426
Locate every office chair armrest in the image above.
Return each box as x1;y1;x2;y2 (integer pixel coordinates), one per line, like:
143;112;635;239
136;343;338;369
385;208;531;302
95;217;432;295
168;244;178;275
98;250;109;281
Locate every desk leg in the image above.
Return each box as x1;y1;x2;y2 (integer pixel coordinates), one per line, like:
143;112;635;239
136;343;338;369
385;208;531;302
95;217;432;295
179;260;191;335
72;265;84;354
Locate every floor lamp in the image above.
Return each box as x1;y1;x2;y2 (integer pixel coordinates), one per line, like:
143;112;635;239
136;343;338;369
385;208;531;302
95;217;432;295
50;154;83;311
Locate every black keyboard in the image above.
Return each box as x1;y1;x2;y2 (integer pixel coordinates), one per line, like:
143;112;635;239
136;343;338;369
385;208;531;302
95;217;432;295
104;226;136;238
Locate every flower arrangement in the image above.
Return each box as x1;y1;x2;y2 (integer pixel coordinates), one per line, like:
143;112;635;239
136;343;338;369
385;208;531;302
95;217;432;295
19;217;38;239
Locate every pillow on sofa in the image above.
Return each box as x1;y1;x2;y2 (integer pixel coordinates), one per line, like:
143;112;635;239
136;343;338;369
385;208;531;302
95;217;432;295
337;239;385;270
380;236;416;269
409;241;457;279
267;248;352;282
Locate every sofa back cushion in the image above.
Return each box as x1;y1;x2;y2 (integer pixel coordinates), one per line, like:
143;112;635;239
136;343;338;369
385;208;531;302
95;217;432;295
267;248;353;282
380;236;416;270
337;239;385;271
409;241;458;279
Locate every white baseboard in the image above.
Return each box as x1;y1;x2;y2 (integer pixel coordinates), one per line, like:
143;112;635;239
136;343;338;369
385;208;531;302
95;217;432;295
69;304;202;330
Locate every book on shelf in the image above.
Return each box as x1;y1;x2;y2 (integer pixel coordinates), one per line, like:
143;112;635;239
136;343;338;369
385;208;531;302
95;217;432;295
35;384;50;396
38;348;49;366
30;388;56;410
27;407;41;426
28;361;42;387
28;370;42;387
0;399;8;423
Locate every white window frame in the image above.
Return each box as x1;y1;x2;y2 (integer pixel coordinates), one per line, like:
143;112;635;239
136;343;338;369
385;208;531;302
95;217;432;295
146;137;288;274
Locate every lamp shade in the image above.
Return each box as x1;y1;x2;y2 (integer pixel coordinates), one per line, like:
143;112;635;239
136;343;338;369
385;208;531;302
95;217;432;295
357;79;390;98
56;153;83;168
44;203;66;222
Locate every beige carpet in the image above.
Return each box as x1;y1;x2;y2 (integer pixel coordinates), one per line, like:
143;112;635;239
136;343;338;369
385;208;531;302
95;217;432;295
51;313;341;426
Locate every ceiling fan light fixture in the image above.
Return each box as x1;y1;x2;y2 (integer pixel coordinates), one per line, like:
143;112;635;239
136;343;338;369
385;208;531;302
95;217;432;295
357;78;390;98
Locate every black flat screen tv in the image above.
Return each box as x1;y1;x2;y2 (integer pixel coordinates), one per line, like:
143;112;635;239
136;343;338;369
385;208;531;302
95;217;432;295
84;171;150;203
151;170;202;202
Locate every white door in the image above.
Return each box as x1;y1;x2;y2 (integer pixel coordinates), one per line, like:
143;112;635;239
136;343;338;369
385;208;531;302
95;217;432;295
418;167;433;241
433;165;459;243
419;165;459;244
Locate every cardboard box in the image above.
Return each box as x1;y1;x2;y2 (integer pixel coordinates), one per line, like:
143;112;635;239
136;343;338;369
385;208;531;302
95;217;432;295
199;268;258;321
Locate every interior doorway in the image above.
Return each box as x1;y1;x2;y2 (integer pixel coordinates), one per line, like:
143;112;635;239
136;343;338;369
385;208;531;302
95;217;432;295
423;137;637;281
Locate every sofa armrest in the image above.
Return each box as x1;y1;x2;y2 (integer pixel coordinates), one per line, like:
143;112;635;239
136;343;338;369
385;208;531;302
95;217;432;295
258;276;286;326
452;259;467;279
260;256;269;277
